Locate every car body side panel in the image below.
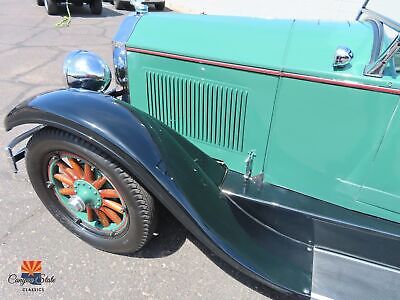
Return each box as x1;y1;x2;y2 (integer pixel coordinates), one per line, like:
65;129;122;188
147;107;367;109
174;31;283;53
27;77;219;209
263;19;400;223
265;78;400;223
357;104;400;215
128;52;279;175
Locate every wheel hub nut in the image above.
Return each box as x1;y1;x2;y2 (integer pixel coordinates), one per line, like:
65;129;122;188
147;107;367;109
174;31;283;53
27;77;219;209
68;195;85;212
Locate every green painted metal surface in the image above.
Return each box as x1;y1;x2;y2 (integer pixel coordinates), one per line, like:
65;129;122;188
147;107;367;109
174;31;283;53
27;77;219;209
128;52;279;174
264;20;400;223
357;99;400;220
283;20;396;88
265;78;399;222
128;13;293;71
74;180;102;209
126;13;400;222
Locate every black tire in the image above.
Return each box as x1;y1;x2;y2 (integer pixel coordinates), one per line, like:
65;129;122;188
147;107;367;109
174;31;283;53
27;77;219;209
44;0;58;15
114;0;125;10
90;0;102;14
26;128;157;254
155;2;165;10
37;0;45;6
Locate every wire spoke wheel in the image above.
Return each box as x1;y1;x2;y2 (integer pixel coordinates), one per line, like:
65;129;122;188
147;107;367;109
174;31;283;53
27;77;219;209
48;153;128;234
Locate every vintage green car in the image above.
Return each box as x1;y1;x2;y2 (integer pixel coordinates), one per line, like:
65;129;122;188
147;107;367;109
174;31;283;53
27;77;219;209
5;2;400;299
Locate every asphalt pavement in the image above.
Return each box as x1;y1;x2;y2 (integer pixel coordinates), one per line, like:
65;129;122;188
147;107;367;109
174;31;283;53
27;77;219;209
0;1;273;299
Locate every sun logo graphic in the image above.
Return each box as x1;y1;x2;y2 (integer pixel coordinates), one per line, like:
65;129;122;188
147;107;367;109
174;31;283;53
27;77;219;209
20;260;42;285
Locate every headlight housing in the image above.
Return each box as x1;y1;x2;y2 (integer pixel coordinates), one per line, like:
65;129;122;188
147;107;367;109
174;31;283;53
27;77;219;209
63;50;111;92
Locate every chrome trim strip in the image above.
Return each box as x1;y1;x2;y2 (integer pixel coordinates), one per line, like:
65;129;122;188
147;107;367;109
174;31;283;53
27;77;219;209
113;13;144;92
361;8;400;32
364;34;400;77
356;5;400;78
112;13;142;46
365;19;384;65
127;47;400;95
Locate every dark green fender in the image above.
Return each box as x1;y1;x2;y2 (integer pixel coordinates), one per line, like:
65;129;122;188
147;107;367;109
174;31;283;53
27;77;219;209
4;89;312;298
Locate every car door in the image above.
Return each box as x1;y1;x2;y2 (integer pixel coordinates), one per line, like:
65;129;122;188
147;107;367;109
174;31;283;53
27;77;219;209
356;49;400;223
264;20;399;220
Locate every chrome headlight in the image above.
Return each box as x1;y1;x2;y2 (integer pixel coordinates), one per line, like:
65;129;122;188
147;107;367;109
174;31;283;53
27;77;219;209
63;50;111;92
112;42;128;89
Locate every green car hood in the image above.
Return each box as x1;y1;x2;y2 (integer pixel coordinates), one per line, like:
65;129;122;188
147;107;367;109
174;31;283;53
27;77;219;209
127;13;293;71
127;13;374;74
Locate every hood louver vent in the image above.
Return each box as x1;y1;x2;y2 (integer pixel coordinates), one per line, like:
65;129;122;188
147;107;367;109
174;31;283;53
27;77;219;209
145;70;248;152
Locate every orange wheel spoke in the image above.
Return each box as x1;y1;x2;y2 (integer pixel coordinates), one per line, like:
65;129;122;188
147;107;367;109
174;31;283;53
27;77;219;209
68;158;84;179
86;207;95;222
84;163;94;183
92;176;107;189
59;187;76;196
99;189;119;199
102;199;123;214
100;207;122;224
56;162;74;180
65;168;79;181
94;209;110;227
54;174;74;187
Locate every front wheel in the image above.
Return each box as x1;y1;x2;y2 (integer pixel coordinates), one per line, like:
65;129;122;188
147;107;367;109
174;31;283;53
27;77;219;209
26;128;157;254
90;0;102;14
37;0;45;6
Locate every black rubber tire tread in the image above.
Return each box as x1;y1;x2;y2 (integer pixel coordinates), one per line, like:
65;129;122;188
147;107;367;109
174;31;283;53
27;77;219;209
26;127;157;254
155;2;165;10
45;0;58;15
114;0;125;10
37;0;45;6
90;0;102;15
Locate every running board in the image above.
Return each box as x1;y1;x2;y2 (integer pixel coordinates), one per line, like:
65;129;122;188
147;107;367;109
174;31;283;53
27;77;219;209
222;170;400;271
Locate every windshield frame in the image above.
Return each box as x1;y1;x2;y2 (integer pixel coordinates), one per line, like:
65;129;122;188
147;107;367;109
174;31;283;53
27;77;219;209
358;6;400;78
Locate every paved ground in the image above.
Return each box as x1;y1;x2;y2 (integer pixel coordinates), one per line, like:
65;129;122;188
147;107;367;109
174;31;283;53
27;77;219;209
0;1;278;300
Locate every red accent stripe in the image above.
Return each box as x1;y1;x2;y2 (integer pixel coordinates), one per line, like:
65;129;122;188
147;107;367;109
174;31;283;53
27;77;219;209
126;47;281;76
126;47;400;95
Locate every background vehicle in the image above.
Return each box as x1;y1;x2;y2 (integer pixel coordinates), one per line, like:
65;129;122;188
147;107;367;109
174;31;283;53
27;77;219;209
37;0;103;15
110;0;165;11
5;1;400;299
